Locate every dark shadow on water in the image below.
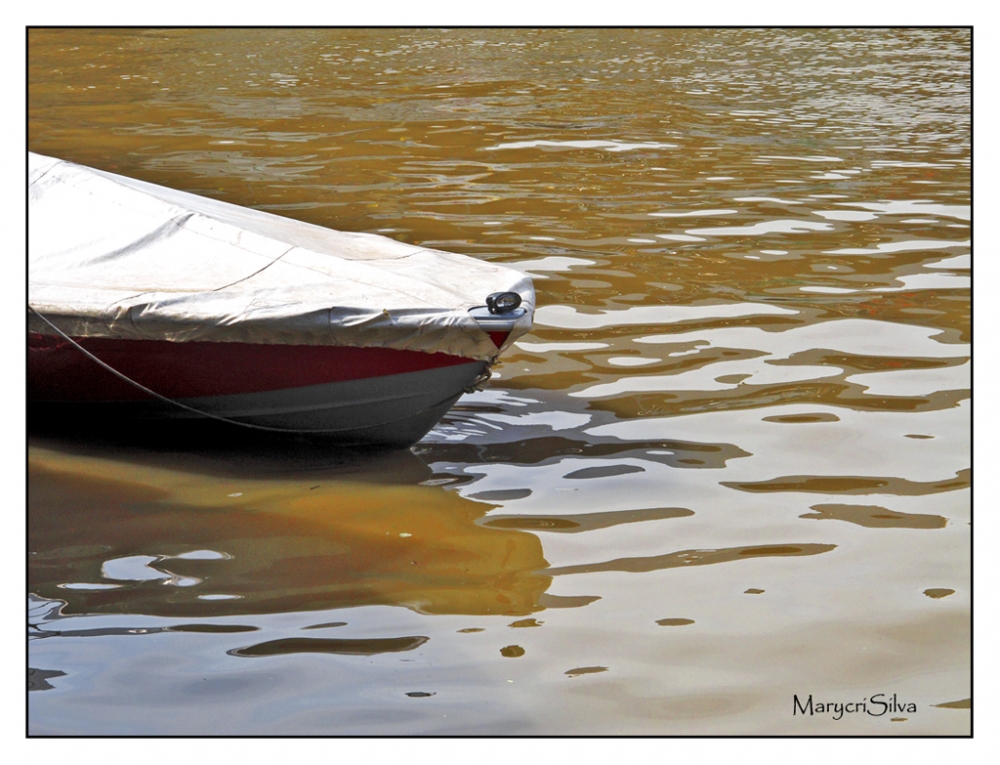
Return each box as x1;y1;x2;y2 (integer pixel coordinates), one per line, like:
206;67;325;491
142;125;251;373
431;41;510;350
545;543;837;576
479;506;694;533
28;414;434;485
30;623;260;640
28;667;66;692
416;434;751;471
228;635;429;657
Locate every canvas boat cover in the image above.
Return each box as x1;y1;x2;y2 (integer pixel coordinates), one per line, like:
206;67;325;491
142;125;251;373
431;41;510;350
28;152;534;361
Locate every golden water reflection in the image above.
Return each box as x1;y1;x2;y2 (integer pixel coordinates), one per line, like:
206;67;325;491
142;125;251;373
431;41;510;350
29;445;550;618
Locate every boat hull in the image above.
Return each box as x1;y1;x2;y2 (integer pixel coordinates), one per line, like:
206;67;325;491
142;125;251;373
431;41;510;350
28;333;504;447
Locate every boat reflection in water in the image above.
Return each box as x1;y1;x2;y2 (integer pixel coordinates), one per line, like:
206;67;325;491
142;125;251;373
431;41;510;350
29;435;552;621
29;412;838;625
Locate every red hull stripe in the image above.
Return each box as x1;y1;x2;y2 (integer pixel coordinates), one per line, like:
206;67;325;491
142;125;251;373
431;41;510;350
28;331;510;402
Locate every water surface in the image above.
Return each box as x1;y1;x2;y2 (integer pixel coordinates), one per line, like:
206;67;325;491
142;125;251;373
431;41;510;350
28;28;970;735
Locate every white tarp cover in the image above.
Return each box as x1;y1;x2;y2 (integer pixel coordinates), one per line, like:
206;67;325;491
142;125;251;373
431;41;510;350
28;152;534;361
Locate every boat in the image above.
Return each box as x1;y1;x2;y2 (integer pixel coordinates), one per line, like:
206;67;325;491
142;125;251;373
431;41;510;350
27;152;534;447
